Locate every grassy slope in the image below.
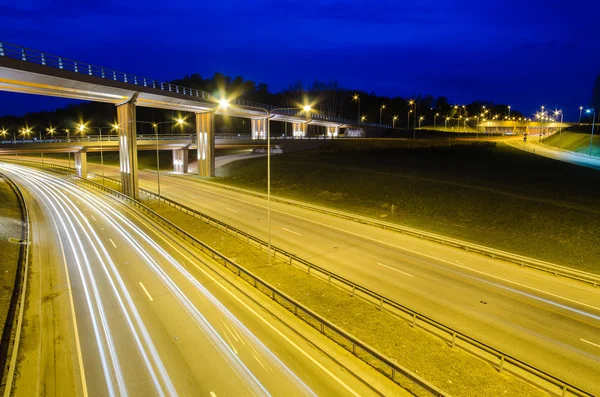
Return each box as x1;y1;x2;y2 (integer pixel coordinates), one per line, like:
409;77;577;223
0;178;22;334
215;140;600;273
143;198;544;397
542;130;600;156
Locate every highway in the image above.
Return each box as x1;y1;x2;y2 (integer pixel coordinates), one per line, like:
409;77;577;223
0;162;384;397
28;156;600;395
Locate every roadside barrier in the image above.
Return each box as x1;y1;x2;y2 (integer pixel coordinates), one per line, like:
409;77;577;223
3;158;594;397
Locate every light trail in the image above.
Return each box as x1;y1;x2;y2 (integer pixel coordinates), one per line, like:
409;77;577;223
3;164;320;396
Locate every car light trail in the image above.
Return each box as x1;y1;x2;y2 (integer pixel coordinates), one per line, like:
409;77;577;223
2;164;318;396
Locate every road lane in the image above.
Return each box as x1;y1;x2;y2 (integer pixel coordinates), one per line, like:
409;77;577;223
2;163;383;397
10;156;600;394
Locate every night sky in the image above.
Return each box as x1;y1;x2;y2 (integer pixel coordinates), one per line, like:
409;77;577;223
1;0;599;120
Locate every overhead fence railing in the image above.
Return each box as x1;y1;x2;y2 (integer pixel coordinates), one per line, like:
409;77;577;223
1;157;594;397
0;42;392;129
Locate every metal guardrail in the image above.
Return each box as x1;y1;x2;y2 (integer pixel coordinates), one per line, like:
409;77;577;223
0;134;195;145
2;159;446;396
4;158;594;397
0;42;394;129
201;181;600;288
0;172;31;397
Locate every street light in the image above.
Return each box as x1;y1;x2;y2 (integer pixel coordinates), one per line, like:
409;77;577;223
392;115;398;129
418;116;424;129
508;105;511;118
219;99;312;267
1;128;8;142
135;118;184;205
554;110;564;149
353;95;360;127
380;104;386;124
79;123;119;185
586;109;596;156
434;113;439;129
579;106;584;125
408;100;414;129
445;117;450;129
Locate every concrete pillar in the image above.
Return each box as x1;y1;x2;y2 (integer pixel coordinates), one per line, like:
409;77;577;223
173;148;189;173
116;102;138;199
251;118;267;139
291;122;307;138
326;126;339;138
74;151;87;178
196;112;215;177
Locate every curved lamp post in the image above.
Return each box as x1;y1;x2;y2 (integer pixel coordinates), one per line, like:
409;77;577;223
218;99;311;267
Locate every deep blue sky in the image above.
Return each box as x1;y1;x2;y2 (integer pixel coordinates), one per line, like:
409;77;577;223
1;0;599;120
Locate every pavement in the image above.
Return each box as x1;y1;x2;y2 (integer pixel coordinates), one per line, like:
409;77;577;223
0;162;391;397
505;136;600;171
7;156;600;395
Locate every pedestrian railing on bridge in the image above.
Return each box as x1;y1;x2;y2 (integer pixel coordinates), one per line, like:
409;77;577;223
0;42;392;129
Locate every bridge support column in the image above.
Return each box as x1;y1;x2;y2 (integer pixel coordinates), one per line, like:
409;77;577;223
116;102;138;199
251;119;267;139
173;148;188;173
74;151;87;178
196;112;215;177
326;126;339;138
292;122;307;138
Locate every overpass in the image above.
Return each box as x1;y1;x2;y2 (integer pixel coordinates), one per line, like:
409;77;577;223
476;120;573;135
0;42;387;198
0;133;328;174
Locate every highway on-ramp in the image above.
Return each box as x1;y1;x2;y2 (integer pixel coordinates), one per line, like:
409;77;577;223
0;163;384;397
505;137;600;170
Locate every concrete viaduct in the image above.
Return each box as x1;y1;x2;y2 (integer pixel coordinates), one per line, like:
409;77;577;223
0;42;369;199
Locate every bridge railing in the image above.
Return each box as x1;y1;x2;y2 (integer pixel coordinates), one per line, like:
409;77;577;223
0;42;215;101
0;42;393;129
0;134;195;144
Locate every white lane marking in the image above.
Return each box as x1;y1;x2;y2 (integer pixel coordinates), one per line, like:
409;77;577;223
210;392;217;397
124;213;361;397
108;238;117;249
139;282;154;302
188;195;197;199
253;354;266;369
377;262;414;277
76;200;80;205
581;338;600;349
45;204;89;397
222;331;238;355
199;185;600;317
225;207;238;213
91;215;97;222
282;227;301;236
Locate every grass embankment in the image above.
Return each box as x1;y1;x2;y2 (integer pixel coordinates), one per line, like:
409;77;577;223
0;177;23;341
216;139;600;273
542;129;600;157
142;198;543;397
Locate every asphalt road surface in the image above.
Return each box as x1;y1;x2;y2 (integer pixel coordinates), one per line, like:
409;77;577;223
7;156;600;395
1;163;384;397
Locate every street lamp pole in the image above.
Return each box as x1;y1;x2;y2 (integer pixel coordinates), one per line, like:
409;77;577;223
353;95;360;128
579;106;584;125
392;116;398;129
587;109;596;156
219;100;311;267
80;124;118;185
380;105;386;125
135;119;184;205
